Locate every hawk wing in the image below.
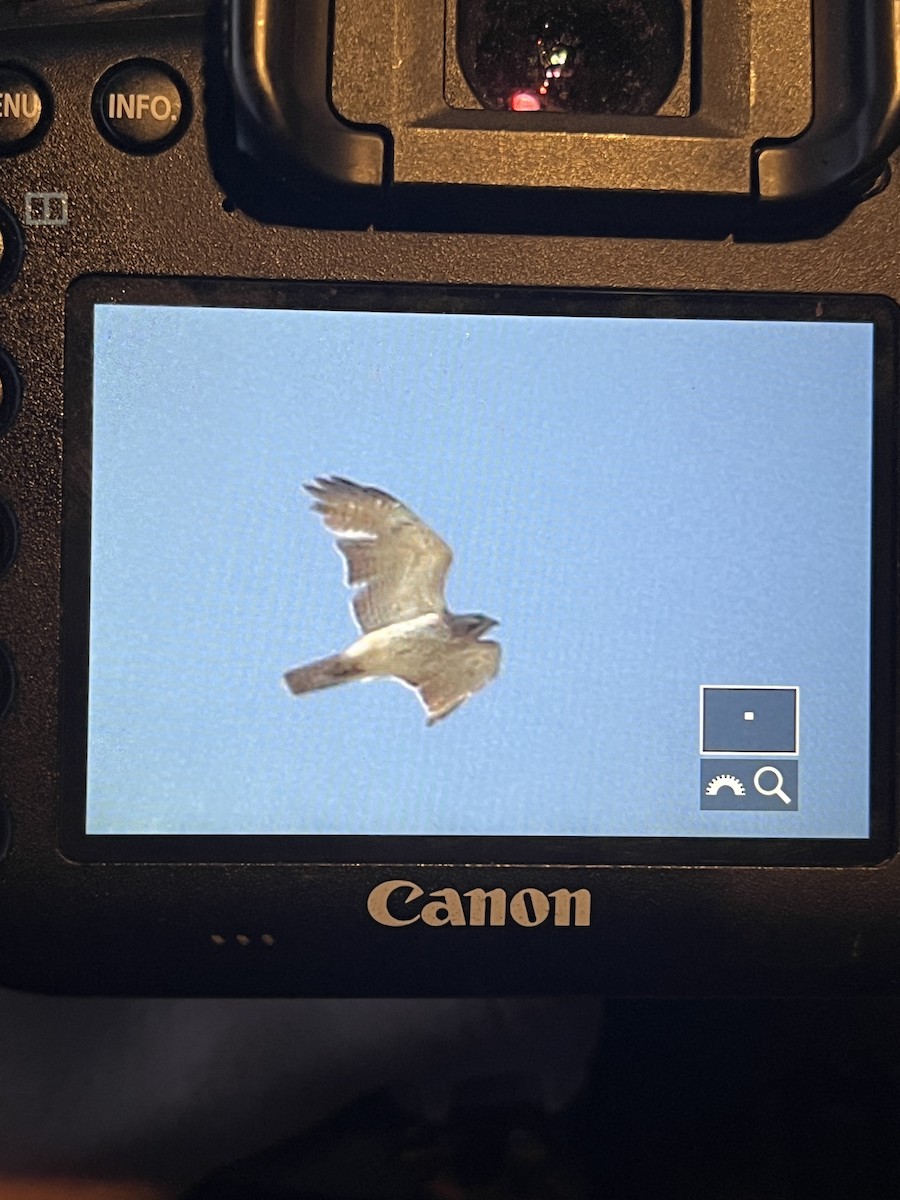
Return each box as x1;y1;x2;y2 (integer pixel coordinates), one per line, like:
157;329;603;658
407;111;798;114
305;476;453;633
411;640;501;726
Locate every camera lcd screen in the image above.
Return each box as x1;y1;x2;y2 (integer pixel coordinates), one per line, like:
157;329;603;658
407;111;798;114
60;282;895;865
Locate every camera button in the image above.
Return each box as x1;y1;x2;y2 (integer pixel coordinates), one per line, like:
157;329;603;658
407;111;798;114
0;65;52;155
0;499;19;577
93;59;191;154
0;349;22;437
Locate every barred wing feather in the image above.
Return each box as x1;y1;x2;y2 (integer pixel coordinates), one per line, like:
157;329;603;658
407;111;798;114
305;476;453;633
413;640;501;726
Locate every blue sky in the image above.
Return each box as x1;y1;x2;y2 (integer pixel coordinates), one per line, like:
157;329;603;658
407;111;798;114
87;302;874;838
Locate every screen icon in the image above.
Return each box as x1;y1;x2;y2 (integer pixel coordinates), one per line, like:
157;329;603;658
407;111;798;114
700;758;799;811
700;685;799;755
753;765;793;806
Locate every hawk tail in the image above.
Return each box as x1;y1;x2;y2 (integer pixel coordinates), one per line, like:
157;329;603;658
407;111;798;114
283;654;363;696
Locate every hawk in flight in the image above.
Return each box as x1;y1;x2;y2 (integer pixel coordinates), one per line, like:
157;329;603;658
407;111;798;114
283;476;501;724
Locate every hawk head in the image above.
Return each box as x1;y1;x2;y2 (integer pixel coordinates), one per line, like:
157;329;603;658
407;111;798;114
450;613;499;639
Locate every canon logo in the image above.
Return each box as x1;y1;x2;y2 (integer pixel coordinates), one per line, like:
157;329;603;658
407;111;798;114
367;879;591;928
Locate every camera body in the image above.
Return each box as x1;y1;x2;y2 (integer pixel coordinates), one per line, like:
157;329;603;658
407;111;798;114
228;0;900;232
0;0;898;996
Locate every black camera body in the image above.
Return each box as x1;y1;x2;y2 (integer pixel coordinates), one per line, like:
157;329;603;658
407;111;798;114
0;0;899;997
228;0;900;233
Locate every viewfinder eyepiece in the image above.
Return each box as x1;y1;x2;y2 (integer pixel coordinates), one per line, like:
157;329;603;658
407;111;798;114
457;0;685;114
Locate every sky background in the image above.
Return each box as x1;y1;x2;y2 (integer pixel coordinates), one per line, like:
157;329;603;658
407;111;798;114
87;302;874;838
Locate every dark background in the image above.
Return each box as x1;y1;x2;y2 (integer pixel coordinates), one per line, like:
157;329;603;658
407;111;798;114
190;999;900;1199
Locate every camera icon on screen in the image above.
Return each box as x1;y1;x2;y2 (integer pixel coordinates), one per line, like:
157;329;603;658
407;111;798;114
700;686;800;812
700;685;799;755
700;759;799;812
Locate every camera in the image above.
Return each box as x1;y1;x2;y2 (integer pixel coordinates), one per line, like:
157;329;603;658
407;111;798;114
0;0;898;997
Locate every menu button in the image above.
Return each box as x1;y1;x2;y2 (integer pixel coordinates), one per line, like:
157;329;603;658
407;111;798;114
0;65;51;154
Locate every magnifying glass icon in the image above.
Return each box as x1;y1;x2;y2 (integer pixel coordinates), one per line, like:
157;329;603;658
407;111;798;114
753;766;793;806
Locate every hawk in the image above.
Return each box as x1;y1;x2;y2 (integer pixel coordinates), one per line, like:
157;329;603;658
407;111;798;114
283;476;501;725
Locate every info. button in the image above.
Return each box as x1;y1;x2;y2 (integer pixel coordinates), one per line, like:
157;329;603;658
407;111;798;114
93;59;191;154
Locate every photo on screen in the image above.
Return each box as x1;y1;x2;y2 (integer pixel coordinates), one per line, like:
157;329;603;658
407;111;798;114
71;289;878;846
